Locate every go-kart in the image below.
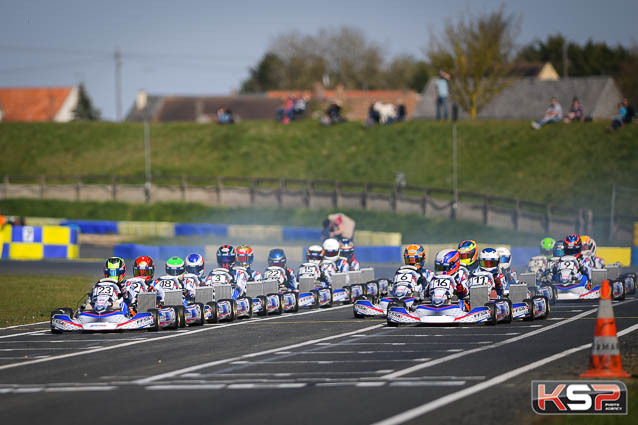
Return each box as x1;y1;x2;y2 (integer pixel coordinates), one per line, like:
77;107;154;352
549;257;625;301
353;269;420;318
50;281;177;333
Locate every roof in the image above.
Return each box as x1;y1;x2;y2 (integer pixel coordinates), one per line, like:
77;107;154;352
126;94;281;122
0;87;72;122
507;62;558;80
412;76;622;120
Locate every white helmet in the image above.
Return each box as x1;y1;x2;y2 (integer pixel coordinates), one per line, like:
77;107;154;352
478;248;499;273
306;245;324;264
496;247;511;270
322;238;340;263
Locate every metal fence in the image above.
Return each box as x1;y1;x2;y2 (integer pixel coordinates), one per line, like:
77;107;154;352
1;174;598;239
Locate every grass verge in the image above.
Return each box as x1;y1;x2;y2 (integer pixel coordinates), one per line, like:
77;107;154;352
0;274;92;327
0;198;550;245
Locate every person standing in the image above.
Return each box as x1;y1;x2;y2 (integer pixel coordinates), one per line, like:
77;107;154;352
434;70;450;120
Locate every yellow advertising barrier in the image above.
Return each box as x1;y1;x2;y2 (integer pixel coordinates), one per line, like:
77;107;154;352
597;247;631;266
1;225;78;260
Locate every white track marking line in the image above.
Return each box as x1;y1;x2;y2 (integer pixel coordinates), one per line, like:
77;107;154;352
0;321;48;330
381;306;601;379
0;330;48;339
0;304;353;372
134;323;383;384
372;321;638;425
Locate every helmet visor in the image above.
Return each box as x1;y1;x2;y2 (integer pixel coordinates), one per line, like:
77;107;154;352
459;251;475;260
499;255;511;265
134;268;152;278
106;268;123;278
236;253;253;266
434;262;451;273
480;259;499;268
166;267;184;276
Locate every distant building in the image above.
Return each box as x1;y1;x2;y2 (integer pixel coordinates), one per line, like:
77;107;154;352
507;61;559;80
0;87;80;122
413;75;622;120
126;91;281;122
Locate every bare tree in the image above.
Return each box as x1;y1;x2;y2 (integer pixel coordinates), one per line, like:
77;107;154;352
427;7;520;118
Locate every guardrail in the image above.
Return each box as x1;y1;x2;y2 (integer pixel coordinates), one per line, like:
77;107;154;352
2;174;595;237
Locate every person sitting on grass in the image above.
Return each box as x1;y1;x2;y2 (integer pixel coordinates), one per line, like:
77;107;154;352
563;97;584;123
532;97;562;129
607;102;627;132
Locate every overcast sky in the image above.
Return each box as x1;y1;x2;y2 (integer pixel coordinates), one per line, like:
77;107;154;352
1;0;636;120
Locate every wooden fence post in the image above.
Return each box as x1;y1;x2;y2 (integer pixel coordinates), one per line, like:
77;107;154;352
514;199;521;231
483;196;489;225
2;175;8;199
306;181;313;208
250;178;256;205
545;204;552;234
216;176;223;204
362;183;368;210
423;189;430;217
40;175;46;199
76;177;82;201
111;176;117;201
279;179;285;207
335;181;342;208
181;176;187;202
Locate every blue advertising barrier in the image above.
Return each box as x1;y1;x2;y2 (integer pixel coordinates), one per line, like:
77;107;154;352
61;220;118;234
174;223;228;237
511;247;538;267
355;246;402;264
283;227;322;242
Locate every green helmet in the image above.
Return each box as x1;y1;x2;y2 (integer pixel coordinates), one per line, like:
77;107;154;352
540;237;555;258
165;256;185;277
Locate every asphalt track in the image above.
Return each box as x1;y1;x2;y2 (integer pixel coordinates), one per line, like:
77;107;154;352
0;261;636;424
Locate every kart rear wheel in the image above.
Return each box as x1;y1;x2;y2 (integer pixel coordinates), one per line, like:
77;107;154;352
223;299;237;322
246;297;253;319
310;290;320;309
49;309;65;334
276;294;284;315
195;303;205;326
503;299;513;324
147;308;160;331
522;299;534;322
484;303;497;326
206;301;219;324
291;292;299;313
173;305;186;328
343;286;352;305
257;296;268;317
60;307;74;318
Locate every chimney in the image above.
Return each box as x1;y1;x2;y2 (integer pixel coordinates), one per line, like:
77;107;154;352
136;90;148;110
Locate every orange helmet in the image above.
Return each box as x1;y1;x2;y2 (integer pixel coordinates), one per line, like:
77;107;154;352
403;244;425;269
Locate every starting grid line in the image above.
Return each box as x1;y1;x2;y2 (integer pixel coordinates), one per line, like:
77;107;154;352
0;379;470;394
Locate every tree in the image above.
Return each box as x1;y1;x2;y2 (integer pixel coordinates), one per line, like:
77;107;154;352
385;55;430;91
517;34;632;77
240;53;286;92
72;83;100;121
427;8;520;118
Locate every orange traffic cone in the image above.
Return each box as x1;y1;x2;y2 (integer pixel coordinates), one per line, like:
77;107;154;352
580;280;630;378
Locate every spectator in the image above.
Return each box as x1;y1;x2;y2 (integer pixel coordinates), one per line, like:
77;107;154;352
622;98;635;125
293;94;309;119
276;96;295;124
217;107;233;124
365;102;380;126
563;97;584;123
320;100;345;126
396;100;406;122
434;70;450;120
607;102;627;131
531;97;563;129
321;219;335;242
374;102;397;124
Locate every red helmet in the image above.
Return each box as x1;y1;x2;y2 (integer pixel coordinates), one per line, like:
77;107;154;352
133;256;155;282
563;234;582;257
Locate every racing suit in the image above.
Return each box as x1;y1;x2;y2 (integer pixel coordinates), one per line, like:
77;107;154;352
262;265;297;292
122;277;149;314
237;266;262;282
320;261;338;286
476;267;507;297
82;278;123;312
429;267;469;299
181;273;202;303
394;265;433;297
499;266;518;287
335;257;354;272
149;275;182;305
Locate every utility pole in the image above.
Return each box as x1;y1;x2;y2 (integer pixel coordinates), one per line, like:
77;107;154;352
452;104;459;217
114;48;122;121
562;41;568;78
144;115;151;203
609;184;616;241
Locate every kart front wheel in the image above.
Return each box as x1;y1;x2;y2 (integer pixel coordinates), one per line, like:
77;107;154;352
147;308;160;331
257;296;268;317
522;299;534;322
173;305;186;328
195;303;205;326
206;301;219;324
484;303;497;326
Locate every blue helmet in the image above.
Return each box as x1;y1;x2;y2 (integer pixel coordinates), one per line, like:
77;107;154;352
268;249;286;268
185;253;205;278
553;242;565;257
216;245;235;269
